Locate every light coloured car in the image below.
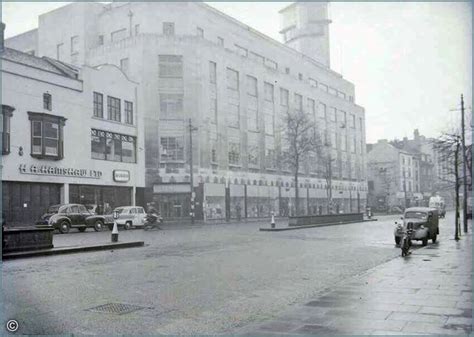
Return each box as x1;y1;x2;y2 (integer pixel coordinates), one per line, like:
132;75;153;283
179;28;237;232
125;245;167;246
394;207;439;246
112;206;146;230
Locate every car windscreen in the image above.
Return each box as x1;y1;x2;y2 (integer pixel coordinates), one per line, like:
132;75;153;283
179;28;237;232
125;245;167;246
405;211;427;220
47;205;60;213
115;208;126;214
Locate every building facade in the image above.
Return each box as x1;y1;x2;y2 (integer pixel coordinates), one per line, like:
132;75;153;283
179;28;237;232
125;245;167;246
1;24;145;226
7;2;368;220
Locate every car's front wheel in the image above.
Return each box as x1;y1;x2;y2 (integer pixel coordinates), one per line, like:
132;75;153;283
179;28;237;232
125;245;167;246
395;236;401;245
94;220;104;232
59;221;70;234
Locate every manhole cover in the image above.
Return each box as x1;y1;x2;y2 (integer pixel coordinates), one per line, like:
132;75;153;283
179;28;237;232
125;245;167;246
86;303;147;315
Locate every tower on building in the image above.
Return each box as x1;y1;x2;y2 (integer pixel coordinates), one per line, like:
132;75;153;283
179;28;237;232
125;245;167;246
279;2;332;67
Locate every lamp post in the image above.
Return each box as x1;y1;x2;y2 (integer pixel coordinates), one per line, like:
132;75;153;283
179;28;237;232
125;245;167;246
188;119;198;224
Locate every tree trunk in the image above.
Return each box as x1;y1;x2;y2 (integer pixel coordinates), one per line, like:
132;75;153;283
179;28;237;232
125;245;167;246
295;172;299;216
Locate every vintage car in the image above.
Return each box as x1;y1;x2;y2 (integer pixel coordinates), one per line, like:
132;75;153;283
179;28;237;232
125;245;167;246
109;206;147;230
36;204;108;234
85;204;115;227
394;207;439;246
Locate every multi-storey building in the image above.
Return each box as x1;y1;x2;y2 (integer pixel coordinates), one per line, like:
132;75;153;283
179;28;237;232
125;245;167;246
1;23;145;226
7;2;368;220
367;140;421;210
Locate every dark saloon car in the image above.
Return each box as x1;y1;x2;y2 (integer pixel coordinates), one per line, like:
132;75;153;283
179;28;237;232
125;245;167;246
36;204;108;234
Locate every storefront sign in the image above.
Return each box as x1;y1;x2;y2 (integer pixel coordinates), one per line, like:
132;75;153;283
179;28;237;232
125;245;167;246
19;164;102;179
113;170;130;182
154;183;191;194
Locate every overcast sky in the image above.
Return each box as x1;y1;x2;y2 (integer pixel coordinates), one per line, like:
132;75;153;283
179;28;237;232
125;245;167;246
2;1;472;143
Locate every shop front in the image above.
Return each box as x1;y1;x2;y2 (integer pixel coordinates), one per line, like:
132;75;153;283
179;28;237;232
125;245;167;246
69;184;132;213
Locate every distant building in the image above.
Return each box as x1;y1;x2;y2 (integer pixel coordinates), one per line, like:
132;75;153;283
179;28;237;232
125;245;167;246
1;23;144;226
7;2;368;220
367;140;421;211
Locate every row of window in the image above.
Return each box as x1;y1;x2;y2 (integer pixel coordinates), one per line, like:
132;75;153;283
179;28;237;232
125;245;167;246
93;92;134;125
91;129;137;163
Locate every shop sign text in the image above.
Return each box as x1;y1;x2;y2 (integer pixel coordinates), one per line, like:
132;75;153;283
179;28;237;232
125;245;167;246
19;164;102;179
113;170;130;182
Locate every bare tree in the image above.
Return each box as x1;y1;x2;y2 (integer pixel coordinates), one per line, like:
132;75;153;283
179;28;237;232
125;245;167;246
281;110;316;216
433;133;462;240
312;131;334;213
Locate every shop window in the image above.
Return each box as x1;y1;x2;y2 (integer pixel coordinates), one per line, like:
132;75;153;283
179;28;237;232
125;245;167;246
2;105;14;155
43;93;52;111
91;129;136;163
158;55;183;78
28;112;66;160
160;136;184;162
93;92;103;118
124;101;133;125
107;96;121;122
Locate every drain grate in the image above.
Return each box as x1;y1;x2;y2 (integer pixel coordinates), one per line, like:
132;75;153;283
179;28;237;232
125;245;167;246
86;303;147;315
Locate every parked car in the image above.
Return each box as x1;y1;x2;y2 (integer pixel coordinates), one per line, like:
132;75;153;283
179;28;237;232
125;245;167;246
109;206;147;230
85;204;114;227
428;196;446;218
394;207;439;246
36;204;108;234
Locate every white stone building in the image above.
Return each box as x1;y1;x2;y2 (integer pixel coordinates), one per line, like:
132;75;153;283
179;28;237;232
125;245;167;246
7;2;368;220
1;23;145;226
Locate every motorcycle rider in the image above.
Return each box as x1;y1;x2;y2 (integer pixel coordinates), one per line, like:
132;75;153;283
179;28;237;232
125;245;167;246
145;205;162;230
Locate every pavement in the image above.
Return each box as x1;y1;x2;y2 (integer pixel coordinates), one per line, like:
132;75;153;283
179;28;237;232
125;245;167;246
238;225;473;335
2;212;471;335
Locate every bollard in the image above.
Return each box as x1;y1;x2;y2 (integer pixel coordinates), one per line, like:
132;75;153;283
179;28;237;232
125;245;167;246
111;222;119;242
271;212;275;229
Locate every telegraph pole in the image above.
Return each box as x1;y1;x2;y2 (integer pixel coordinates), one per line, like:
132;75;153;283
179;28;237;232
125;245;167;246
460;94;468;233
189;119;198;224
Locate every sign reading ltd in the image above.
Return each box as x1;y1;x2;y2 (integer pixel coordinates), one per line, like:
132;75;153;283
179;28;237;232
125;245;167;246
19;164;102;179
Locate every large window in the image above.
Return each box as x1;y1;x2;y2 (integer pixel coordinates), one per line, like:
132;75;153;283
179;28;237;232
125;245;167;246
28;112;66;159
107;96;121;122
70;36;79;54
280;88;289;107
2;105;14;155
228;142;241;166
330;107;337;122
91;129;136;163
227;68;240;128
160;136;184;162
209;61;216;84
125;101;133;125
294;93;303;112
43;93;52;111
264;82;275;136
226;68;239;91
247;76;258;131
319;102;327;120
93;92;103;118
160;94;183;119
159;55;183;78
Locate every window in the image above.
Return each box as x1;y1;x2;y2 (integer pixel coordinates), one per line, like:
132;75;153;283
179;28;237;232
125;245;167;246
340;110;347;125
248;145;259;167
217;36;224;46
120;58;129;74
294;93;303;112
93;92;103;118
359;117;363;130
329;87;337;96
351;137;356;153
307;98;315;117
28;112;66;159
107;96;121;122
160;136;184;161
209;61;216;84
226;68;239;90
264;82;274;102
246;76;257;97
309;78;318;88
91;129;136;163
124;101;133;125
265;58;278;70
43;93;52;111
56;43;64;60
159;55;183;78
210;139;218;163
210;97;217;124
71;36;79;54
280;88;289;107
98;35;104;45
247;76;258;131
235;44;248;57
285;67;290;74
249;52;264;64
163;22;175;36
228;142;241;165
341;135;347;151
134;24;140;35
298;73;303;81
330;107;337;122
350;114;356;128
319;102;327;119
160;94;183;119
2;105;14;155
266;149;276;169
197;27;204;37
